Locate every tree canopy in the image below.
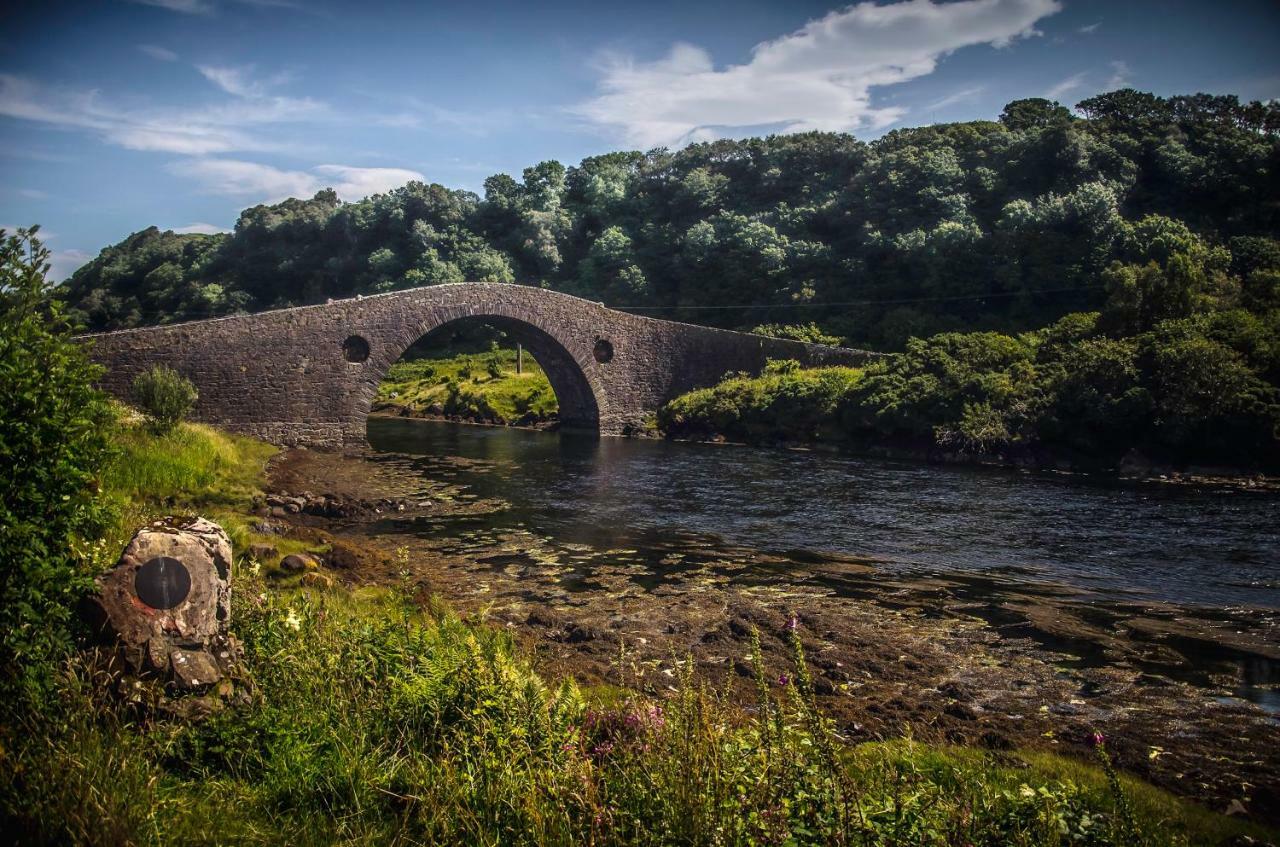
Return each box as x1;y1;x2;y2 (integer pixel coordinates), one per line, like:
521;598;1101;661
61;90;1280;350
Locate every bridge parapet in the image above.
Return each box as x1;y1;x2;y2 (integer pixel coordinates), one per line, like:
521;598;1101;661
84;283;878;446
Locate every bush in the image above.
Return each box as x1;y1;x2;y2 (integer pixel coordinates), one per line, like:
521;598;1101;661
0;227;115;705
131;364;198;432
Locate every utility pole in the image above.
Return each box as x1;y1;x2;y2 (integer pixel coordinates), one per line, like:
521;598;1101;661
516;342;523;374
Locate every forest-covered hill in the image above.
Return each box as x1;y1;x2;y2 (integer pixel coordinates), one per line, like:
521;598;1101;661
61;90;1280;349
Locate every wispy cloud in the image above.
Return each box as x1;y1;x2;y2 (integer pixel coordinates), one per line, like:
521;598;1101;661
50;248;93;282
926;85;987;110
197;64;294;98
169;158;423;203
572;0;1062;148
127;0;214;15
172;221;232;234
0;69;325;155
1045;71;1088;100
1078;21;1100;34
138;44;179;61
125;0;307;13
1107;60;1131;89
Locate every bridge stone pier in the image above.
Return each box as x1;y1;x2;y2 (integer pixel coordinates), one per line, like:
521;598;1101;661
85;283;875;447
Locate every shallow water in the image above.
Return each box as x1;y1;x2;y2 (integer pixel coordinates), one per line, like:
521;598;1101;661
363;417;1280;710
368;417;1280;610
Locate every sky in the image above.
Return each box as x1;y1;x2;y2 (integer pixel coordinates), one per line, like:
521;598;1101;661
1;0;1278;280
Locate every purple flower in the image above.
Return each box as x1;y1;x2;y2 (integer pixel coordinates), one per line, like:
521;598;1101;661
785;615;799;631
1090;731;1105;747
777;673;790;686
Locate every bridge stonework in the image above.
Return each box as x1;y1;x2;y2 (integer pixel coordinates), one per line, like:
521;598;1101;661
85;283;876;446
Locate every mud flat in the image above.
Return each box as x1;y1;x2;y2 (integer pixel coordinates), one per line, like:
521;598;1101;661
267;446;1280;825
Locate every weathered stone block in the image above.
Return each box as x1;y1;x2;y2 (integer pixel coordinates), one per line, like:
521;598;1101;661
85;516;234;683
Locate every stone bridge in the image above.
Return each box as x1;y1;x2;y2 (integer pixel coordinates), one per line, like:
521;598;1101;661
85;283;875;446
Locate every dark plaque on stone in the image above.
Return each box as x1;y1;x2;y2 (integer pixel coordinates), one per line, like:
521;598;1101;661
134;556;192;610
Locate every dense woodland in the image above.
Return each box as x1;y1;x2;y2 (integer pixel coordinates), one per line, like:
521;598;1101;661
59;90;1280;468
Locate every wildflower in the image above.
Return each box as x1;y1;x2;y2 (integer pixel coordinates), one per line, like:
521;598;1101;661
785;614;799;631
1018;784;1035;798
777;673;790;686
1089;731;1105;747
284;608;302;631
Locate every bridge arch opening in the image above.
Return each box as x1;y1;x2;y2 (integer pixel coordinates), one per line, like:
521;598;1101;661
367;315;601;433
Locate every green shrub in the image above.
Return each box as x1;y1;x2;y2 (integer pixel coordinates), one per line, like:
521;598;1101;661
0;227;116;706
750;322;843;346
131;364;198;432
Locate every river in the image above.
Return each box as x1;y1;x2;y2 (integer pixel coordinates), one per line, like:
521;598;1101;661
367;417;1280;611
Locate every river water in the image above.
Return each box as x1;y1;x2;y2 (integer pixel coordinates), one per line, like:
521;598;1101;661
368;417;1280;611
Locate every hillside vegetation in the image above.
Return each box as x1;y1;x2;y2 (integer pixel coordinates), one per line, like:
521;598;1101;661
61;91;1279;348
56;90;1280;469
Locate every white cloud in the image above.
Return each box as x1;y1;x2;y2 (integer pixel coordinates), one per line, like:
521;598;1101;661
49;249;93;282
0;71;325;156
138;44;179;61
18;188;49;199
313;164;424;199
170;158;423;203
926;85;987;110
1078;22;1100;34
127;0;214;14
172;222;232;234
1045;71;1088;100
1107;60;1131;89
572;0;1061;148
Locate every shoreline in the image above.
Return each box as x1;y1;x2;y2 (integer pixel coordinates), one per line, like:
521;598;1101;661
260;443;1280;826
372;408;1280;492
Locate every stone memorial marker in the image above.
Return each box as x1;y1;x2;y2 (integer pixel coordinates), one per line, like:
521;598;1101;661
85;516;235;690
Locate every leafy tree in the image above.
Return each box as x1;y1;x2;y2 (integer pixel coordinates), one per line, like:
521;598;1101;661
0;228;115;705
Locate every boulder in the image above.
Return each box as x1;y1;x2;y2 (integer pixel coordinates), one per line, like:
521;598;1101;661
279;553;317;573
84;516;234;686
247;542;278;562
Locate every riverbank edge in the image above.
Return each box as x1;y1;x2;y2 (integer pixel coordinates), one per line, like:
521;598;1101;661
371;406;1280;492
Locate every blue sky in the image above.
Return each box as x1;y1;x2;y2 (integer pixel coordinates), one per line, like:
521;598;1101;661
1;0;1277;280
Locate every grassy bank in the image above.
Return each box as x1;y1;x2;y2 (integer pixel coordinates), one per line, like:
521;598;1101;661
3;418;1274;845
374;348;558;425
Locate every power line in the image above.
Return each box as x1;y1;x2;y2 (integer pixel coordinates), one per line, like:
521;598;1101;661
612;284;1108;312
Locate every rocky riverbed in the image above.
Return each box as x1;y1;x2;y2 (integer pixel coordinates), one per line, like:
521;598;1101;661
262;445;1280;827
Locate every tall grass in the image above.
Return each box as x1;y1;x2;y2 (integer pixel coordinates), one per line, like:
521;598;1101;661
5;574;1272;844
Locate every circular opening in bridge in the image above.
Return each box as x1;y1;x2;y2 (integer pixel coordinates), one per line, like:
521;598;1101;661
134;556;191;610
593;338;614;364
343;335;371;363
366;316;600;438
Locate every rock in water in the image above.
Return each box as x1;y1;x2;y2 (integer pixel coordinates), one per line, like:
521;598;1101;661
84;516;234;689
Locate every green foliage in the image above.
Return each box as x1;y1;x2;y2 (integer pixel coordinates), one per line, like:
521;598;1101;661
659;361;864;443
58;91;1280;351
375;348;557;424
750;322;842;346
0;228;116;706
131;364;199;432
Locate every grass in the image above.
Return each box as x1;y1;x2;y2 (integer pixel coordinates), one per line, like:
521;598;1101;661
2;415;1275;845
376;348;558;425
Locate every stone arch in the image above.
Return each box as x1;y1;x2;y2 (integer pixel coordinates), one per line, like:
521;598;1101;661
351;300;609;431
